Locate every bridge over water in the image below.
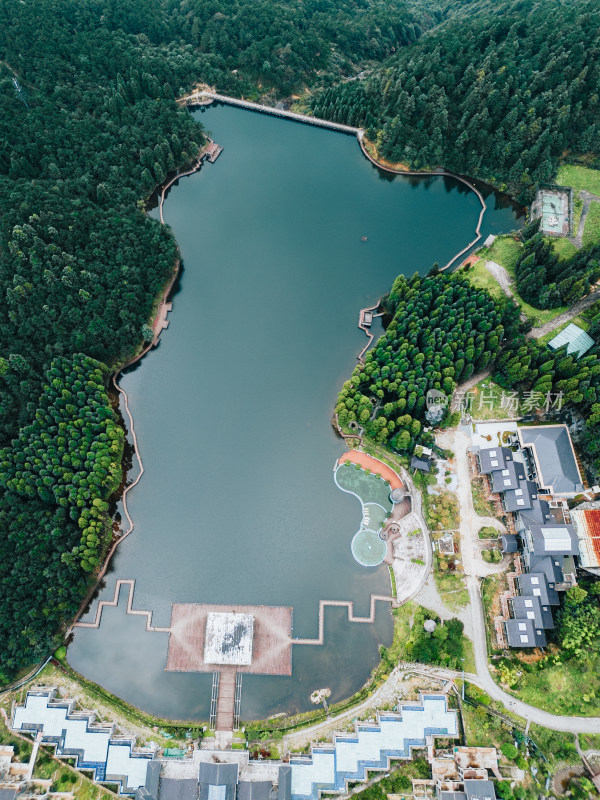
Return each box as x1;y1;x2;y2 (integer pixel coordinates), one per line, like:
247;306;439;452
188;90;364;136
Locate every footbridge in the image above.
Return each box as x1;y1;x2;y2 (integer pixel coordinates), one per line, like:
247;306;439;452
188;90;363;136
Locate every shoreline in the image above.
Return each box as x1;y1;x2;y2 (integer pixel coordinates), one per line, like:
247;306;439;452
357;135;488;271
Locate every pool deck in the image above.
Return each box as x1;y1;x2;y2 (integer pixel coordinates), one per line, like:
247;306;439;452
338;450;403;490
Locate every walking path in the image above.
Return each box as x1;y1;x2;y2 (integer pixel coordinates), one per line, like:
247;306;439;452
527;286;600;339
570;190;600;249
338;450;403;489
293;595;395;645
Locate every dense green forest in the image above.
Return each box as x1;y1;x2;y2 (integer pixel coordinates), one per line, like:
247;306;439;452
515;220;600;308
312;0;600;199
0;356;122;674
335;273;520;449
0;0;212;677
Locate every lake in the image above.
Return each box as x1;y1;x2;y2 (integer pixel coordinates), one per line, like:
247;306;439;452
67;103;523;721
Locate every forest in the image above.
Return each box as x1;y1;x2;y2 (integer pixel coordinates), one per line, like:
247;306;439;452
515;220;600;308
335;272;519;450
311;0;600;200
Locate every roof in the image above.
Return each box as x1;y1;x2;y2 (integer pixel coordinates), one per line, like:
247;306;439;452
439;793;467;800
517;573;559;605
159;778;199;800
0;792;17;800
518;425;583;496
198;763;238;800
502;479;538;512
464;780;497;800
144;761;161;800
490;460;525;493
278;765;291;800
548;322;594;359
525;521;578;557
572;509;600;568
501;534;518;553
504;618;547;649
237;782;273;800
510;595;555;629
478;447;513;475
411;455;431;472
528;555;564;585
516;498;552;528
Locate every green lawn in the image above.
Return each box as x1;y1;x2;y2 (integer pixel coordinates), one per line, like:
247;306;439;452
483;235;523;272
551;236;578;260
503;652;600;716
557;163;600;196
583;201;600;248
478;526;499;540
468;378;518;421
458;259;505;301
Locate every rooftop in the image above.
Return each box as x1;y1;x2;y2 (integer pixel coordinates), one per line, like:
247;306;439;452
477;447;513;475
548;323;595;359
504;618;547;649
518;425;583;496
572;509;600;569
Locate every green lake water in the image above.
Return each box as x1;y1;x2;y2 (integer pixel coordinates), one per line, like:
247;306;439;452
67;104;523;721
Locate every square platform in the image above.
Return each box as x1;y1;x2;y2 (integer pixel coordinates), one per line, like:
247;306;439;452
204;612;254;666
166;603;293;675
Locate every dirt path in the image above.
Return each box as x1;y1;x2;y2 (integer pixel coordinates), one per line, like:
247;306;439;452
570;189;600;249
527;287;600;339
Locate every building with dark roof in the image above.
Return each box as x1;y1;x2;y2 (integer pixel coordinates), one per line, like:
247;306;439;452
502;480;538;513
411;455;431;472
510;595;554;630
517;573;559;606
464;780;497;800
159;778;199;800
478;447;513;475
490;461;525;494
522;521;578;559
504;618;547;648
238;782;274;800
500;534;518;554
518;425;584;497
198;763;239;800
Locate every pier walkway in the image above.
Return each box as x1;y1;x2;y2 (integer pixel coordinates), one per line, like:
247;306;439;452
186;90;363;136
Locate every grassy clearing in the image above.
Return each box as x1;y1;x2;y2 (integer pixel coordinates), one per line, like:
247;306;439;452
503;649;600;716
551;236;578;260
432;562;469;611
458;259;505;301
471;477;495;517
468;378;518;421
579;733;600;751
478;526;498;540
583;201;600;248
463;236;567;326
557;163;600;196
